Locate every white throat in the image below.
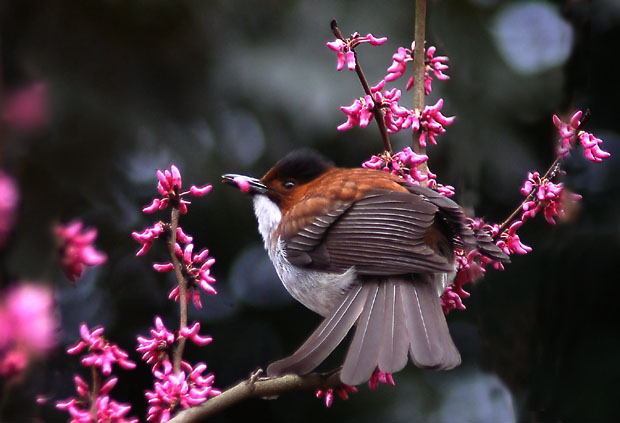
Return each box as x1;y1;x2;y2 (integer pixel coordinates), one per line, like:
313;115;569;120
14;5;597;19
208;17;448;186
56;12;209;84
252;194;282;250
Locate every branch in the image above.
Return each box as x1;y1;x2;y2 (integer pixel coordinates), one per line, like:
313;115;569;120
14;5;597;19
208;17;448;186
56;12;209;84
412;0;428;175
331;19;392;153
168;370;343;423
167;206;188;373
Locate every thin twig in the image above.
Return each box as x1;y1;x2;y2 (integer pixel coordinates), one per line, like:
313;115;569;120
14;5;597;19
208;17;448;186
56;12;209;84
331;19;392;153
167;206;188;373
168;370;343;423
412;0;428;173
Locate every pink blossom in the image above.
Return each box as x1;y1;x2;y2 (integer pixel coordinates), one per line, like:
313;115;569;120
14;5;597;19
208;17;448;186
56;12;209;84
384;43;449;95
579;132;610;163
368;369;395;390
131;222;166;257
231;176;251;193
553;110;610;163
519;171;580;224
0;283;58;377
148;164;213;215
0;171;19;248
136;316;176;367
67;324;136;375
2;81;48;131
145;361;219;422
164;243;217;309
497;221;532;256
180;322;213;346
315;384;357;408
326;32;387;71
56;374;138;423
418;98;455;148
337;95;375;131
55;220;107;282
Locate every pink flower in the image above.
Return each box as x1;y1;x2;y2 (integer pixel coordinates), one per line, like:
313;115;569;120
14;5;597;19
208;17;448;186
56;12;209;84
131;222;166;257
137;317;212;369
2;81;48;131
417;98;455;148
136;316;176;367
67;324;136;375
146;164;212;215
145;361;219;422
368;369;395;390
519;171;581;224
326;32;387;71
162;243;217;309
553;110;610;162
0;171;19;249
496;221;532;256
384;43;450;95
337;95;375;131
55;220;107;282
579;132;610;163
315;384;358;408
56;374;138;423
0;283;58;377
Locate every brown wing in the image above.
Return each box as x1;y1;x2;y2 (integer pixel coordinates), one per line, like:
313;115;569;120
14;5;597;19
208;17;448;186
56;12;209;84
284;188;458;275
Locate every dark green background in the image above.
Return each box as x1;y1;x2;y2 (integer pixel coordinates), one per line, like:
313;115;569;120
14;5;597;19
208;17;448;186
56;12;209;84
1;1;618;422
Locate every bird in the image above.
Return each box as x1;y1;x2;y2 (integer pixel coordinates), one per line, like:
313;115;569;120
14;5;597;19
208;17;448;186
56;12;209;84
222;149;508;385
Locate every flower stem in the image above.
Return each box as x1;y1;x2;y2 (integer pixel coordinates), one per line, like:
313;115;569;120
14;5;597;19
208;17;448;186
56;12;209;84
168;206;188;373
89;366;100;419
331;19;392;154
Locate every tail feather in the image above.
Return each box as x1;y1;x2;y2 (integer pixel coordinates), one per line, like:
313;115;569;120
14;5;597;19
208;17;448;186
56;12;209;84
378;280;409;374
341;282;385;385
267;284;368;377
268;275;460;384
399;276;460;369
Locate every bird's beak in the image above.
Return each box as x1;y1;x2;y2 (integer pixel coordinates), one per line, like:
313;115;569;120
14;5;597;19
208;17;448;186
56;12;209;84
221;174;268;195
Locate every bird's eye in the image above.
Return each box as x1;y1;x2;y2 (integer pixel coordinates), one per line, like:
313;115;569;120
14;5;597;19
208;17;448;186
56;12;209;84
283;180;296;189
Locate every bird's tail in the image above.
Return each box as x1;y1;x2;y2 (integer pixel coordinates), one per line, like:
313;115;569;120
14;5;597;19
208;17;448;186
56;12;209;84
266;275;460;385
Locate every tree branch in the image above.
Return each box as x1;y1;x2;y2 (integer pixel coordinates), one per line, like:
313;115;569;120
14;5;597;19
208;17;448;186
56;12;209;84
168;370;343;423
412;0;428;176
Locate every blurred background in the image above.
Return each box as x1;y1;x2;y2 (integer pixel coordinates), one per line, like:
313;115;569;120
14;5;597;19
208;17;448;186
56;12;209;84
1;0;619;422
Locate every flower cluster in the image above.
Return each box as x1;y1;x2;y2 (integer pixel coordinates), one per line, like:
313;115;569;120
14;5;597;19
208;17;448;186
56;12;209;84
328;34;454;148
315;384;358;408
385;43;449;95
553;110;610;162
56;376;138;423
520;171;581;225
137;317;212;369
440;110;610;314
0;171;18;249
142;165;212;215
57;325;138;423
363;147;455;196
0;283;58;378
67;324;136;375
133;165;215;308
157;243;217;309
54;220;108;282
326;32;387;71
131;165;219;421
145;361;220;422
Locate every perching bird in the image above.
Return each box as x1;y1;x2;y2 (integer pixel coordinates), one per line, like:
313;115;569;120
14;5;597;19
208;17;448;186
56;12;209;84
222;149;508;385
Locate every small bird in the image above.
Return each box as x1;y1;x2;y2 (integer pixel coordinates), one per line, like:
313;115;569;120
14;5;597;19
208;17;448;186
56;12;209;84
222;149;507;385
